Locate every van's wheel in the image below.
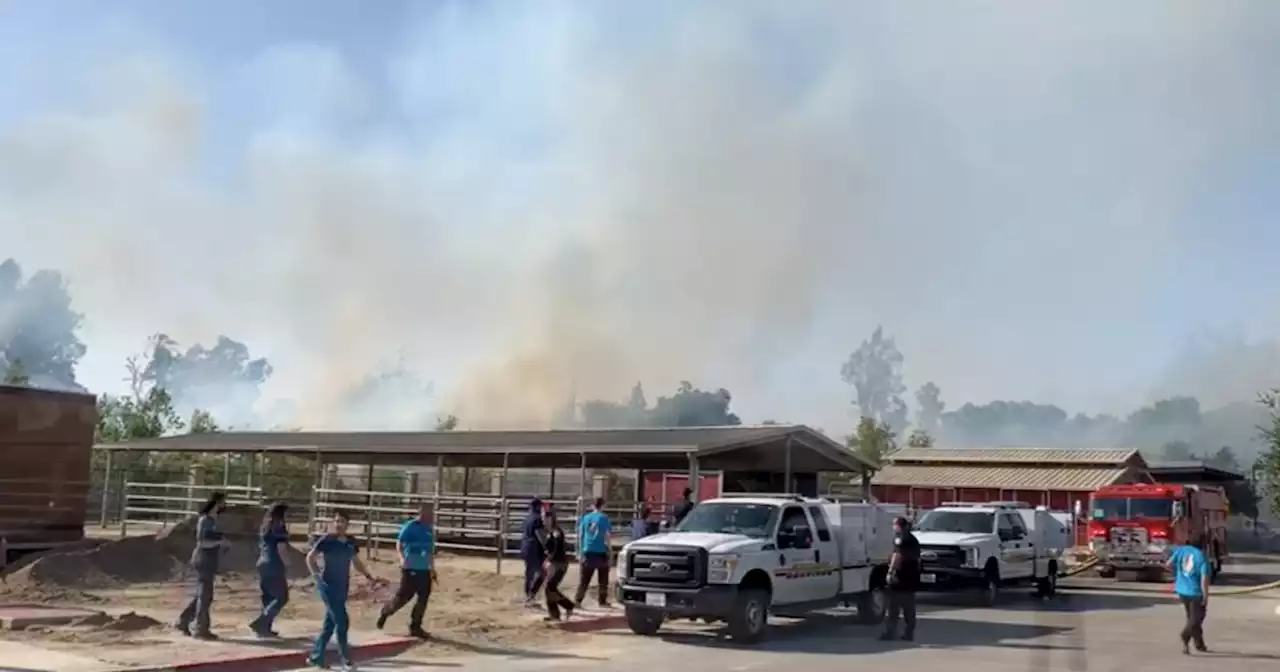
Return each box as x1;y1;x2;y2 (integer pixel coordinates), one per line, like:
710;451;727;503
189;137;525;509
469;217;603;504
856;584;887;624
625;607;664;636
980;566;1001;606
727;588;769;643
1097;566;1117;579
1036;563;1058;598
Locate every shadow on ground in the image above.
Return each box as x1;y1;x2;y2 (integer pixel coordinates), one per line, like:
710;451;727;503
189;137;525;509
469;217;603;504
597;615;1071;654
420;634;607;661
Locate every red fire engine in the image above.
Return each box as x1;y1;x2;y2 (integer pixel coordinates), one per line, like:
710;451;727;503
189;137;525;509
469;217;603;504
1086;482;1228;580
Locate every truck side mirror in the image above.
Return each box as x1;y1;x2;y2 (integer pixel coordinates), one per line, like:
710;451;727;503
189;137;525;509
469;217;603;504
1172;501;1184;519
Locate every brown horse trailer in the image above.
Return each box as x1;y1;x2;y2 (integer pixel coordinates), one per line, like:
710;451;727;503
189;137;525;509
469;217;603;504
0;385;96;561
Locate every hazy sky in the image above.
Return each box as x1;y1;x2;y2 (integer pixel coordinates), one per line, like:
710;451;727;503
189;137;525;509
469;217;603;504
2;1;1279;431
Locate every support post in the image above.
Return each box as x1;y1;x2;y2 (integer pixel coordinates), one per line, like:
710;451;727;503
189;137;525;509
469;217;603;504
308;452;324;536
497;452;510;574
364;462;376;559
99;450;113;528
783;435;793;495
577;451;588;526
548;467;557;501
687;452;701;503
433;455;443;519
635;468;645;519
222;453;231;488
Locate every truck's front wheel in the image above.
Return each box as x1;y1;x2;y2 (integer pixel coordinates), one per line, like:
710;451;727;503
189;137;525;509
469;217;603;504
980;566;1001;606
856;583;887;624
625;607;664;636
727;588;769;643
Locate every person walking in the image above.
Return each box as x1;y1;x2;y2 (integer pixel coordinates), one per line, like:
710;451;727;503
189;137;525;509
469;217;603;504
376;502;435;639
249;502;292;638
521;498;547;605
305;509;379;671
880;516;921;642
1167;532;1211;654
671;488;695;527
630;506;654;541
540;508;576;621
574;498;613;608
176;492;227;640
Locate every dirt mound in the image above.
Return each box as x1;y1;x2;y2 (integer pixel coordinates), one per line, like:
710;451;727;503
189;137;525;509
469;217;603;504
1;505;309;591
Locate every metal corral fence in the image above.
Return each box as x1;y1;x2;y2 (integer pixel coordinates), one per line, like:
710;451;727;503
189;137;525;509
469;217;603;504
119;483;266;536
308;486;647;573
107;479;650;572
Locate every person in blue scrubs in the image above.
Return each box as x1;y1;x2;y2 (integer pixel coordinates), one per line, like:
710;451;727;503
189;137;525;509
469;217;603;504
176;492;227;640
376;502;435;639
249;502;291;638
521;498;546;604
306;509;378;671
1167;532;1211;654
573;498;613;608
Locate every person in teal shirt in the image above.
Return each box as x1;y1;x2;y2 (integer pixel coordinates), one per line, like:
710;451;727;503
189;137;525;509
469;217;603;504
305;509;378;671
376;503;436;639
1166;533;1210;654
573;498;613;608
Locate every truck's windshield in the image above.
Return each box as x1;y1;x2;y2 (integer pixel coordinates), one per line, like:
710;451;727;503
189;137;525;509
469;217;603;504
1091;497;1172;520
675;502;777;537
914;510;994;534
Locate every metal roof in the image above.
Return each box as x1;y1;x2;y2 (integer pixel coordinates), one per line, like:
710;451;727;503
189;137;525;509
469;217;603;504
94;425;875;472
1147;460;1245;482
888;447;1144;467
872;464;1132;491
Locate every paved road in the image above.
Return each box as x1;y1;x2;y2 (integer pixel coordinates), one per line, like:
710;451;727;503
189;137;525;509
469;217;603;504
292;558;1280;672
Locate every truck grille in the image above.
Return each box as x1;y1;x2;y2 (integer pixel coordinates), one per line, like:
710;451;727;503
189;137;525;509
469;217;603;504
919;545;966;569
626;546;705;588
1109;527;1148;547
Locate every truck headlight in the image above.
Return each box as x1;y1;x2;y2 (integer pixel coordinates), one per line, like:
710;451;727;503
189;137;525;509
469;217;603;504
708;554;738;583
964;547;979;568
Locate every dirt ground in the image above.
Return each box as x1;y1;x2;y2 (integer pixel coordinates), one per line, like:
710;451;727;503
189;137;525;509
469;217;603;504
0;512;601;662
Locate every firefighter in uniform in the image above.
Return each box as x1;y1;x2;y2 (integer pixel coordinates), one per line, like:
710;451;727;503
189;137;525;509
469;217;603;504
880;516;920;642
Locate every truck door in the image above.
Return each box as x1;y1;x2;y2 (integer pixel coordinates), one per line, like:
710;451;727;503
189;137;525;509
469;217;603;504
773;506;819;604
997;513;1033;578
805;505;842;599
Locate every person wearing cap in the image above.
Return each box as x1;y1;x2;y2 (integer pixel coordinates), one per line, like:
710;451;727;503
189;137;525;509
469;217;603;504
520;498;547;604
880;516;921;642
671;488;696;527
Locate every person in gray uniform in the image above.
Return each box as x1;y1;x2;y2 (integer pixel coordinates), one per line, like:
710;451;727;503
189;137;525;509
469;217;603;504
176;492;228;640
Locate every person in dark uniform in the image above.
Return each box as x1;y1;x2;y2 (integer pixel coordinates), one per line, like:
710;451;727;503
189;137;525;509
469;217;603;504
176;492;227;640
671;488;695;527
520;498;547;604
306;509;379;671
880;516;920;642
249;502;292;638
540;508;576;621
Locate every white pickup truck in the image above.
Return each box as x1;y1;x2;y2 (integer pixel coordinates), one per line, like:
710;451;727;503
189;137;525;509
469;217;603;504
615;495;900;643
911;501;1069;605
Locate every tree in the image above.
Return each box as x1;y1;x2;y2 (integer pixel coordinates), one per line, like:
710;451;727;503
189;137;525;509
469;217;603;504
434;414;459;431
648;381;741;427
847;417;898;470
4;359;29;386
337;357;441;429
906;429;934;448
0;258;87;391
940;401;1069;446
914;382;945;436
1256;391;1280;519
138;333;272;422
840;327;908;432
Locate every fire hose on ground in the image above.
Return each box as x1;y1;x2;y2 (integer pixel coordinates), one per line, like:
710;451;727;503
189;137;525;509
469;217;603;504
1057;555;1280;596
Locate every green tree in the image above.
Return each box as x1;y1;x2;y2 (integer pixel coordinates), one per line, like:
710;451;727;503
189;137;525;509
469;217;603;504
1256;391;1280;518
4;358;30;386
847;417;898;470
0;258;87;390
840;326;908;432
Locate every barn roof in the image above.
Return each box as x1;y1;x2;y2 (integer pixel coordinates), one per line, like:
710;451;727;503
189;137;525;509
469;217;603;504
94;425;874;472
872;446;1148;491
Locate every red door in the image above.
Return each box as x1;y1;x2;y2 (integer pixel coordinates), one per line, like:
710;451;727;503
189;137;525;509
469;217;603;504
642;472;720;512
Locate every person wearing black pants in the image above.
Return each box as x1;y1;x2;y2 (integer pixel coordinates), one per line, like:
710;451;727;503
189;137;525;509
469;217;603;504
520;499;547;604
881;516;921;642
377;503;436;639
540;509;575;621
1168;532;1211;654
573;498;613;608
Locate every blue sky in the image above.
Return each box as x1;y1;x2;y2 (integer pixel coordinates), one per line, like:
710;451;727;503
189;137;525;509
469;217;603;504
1;1;1279;431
